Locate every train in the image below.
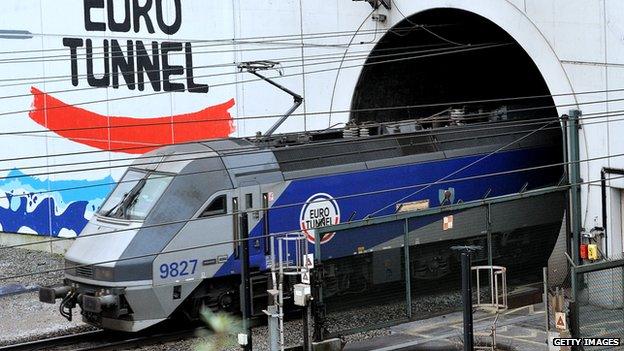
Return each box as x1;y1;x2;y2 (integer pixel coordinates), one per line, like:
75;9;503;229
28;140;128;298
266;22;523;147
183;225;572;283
39;108;565;332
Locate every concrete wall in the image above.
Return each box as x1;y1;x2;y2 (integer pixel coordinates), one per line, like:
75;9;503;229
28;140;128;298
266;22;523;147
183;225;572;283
0;0;623;257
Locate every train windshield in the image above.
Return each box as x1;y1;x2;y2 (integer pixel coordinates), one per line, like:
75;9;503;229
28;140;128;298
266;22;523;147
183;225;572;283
98;169;172;220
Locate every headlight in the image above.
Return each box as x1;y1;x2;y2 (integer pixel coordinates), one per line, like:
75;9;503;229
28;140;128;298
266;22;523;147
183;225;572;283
64;260;77;276
93;266;115;281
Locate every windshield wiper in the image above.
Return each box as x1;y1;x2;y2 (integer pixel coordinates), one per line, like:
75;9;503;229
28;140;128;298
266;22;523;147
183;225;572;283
104;192;128;217
105;173;149;219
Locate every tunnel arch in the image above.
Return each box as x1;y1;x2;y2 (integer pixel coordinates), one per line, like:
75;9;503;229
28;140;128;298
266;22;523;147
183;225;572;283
350;7;573;123
345;3;594;222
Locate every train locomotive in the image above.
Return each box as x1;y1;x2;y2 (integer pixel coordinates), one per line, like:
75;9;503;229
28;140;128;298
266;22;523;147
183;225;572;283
39;108;565;332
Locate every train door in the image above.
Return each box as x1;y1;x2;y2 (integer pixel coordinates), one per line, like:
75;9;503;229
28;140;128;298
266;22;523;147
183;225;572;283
237;184;272;316
238;183;267;259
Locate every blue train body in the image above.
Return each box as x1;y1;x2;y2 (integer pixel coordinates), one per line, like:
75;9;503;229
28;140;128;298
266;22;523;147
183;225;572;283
41;118;565;332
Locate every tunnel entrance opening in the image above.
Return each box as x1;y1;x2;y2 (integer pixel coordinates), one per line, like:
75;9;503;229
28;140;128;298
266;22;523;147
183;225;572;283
351;8;559;126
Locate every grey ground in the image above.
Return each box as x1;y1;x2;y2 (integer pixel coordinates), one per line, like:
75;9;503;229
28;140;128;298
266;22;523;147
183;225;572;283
0;246;557;350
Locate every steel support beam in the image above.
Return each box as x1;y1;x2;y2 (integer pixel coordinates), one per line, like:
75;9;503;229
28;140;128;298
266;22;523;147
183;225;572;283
568;109;582;340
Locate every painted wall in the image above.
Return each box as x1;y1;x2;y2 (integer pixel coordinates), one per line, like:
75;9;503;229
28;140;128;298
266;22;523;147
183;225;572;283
0;0;622;247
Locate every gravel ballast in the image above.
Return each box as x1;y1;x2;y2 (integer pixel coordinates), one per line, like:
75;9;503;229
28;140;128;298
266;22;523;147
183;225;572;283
0;246;89;345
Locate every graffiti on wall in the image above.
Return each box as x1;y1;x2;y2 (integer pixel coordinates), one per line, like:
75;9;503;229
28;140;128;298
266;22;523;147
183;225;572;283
0;0;237;237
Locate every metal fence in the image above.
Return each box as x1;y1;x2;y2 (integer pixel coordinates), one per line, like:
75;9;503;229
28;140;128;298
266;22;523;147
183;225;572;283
573;257;624;350
312;187;566;340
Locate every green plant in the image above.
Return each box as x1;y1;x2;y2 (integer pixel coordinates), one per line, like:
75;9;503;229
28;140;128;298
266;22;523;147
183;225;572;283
196;308;243;351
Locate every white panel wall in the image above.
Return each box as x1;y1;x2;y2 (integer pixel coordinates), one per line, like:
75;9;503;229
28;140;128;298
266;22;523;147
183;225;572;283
0;0;622;246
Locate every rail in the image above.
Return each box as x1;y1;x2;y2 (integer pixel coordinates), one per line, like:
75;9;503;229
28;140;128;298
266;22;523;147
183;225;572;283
473;265;508;312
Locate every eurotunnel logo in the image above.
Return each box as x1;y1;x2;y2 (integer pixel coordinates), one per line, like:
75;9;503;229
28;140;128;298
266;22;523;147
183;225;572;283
300;193;341;244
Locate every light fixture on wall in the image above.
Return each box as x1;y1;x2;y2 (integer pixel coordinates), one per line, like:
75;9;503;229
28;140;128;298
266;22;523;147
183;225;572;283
352;0;391;10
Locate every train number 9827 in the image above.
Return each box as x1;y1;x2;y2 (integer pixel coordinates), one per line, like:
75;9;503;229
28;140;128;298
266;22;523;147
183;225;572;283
159;259;198;279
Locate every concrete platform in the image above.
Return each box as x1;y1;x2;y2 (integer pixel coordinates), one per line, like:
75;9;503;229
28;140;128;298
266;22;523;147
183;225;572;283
345;304;550;351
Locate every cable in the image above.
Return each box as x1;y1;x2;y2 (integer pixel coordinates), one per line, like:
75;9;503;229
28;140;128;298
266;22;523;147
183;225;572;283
328;7;378;126
0;42;509;119
0;42;484;100
0;117;564;181
2;55;623;139
0;41;454;88
1;171;621;282
0;94;621;181
393;2;466;46
0;25;461;65
0;143;619;252
0;87;619;164
0;25;455;56
368;118;556;216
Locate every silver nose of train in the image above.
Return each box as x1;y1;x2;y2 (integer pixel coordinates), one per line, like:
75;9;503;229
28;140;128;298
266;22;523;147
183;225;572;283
64;216;141;273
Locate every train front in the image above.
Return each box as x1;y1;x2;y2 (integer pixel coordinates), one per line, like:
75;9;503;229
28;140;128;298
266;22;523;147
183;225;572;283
38;143;233;332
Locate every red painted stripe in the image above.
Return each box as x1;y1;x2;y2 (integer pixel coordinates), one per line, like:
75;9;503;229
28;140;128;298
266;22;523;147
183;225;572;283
29;87;235;154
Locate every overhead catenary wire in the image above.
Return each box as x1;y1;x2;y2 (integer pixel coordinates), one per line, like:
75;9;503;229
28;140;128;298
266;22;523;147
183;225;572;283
0;42;510;118
0;41;456;88
0;87;620;166
0;94;614;178
1;141;621;253
0;42;496;100
367;118;556;217
0;25;440;64
1;171;622;282
0;25;457;57
0;115;564;181
7;103;624;198
0;92;618;196
0;43;621;131
0;104;598;252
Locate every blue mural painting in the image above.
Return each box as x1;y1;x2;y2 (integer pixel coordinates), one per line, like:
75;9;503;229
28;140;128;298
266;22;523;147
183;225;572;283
0;169;114;237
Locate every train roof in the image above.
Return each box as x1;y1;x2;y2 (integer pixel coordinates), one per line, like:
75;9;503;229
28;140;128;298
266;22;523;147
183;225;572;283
136;116;561;187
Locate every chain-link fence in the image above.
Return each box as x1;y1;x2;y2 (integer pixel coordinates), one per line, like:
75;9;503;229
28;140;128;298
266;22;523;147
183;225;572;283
312;188;566;340
574;257;624;350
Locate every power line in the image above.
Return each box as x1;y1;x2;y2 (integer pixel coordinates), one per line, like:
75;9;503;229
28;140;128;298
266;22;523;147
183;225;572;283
0;143;618;252
0;42;509;118
0;91;621;183
0;26;441;64
0;42;454;87
2;171;621;282
0;117;564;181
0;25;456;56
0;87;619;163
0;42;487;100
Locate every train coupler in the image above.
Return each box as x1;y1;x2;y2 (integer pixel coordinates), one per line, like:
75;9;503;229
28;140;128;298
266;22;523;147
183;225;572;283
39;286;70;304
82;294;119;314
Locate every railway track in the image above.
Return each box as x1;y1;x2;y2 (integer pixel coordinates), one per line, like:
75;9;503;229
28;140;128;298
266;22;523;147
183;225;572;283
0;327;199;351
0;330;107;351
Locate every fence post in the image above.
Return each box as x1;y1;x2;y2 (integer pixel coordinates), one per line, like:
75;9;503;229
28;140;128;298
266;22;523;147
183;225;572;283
543;267;549;333
404;218;412;319
461;251;475;351
452;245;481;351
486;204;494;305
568;109;582;339
312;228;325;342
239;213;252;351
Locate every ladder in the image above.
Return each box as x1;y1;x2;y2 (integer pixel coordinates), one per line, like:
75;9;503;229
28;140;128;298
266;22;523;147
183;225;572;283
265;232;309;351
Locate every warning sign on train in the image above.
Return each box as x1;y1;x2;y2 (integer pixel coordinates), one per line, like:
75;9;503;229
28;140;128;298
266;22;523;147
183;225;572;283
300;193;341;244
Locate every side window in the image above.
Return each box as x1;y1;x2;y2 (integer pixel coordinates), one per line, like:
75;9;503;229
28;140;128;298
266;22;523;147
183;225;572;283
200;195;227;218
245;193;253;209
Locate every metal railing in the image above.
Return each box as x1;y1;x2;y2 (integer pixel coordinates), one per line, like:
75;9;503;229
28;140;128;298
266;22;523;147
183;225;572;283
473;265;508;312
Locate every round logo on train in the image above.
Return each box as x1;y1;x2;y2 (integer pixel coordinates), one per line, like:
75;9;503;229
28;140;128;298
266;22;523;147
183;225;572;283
300;193;341;244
